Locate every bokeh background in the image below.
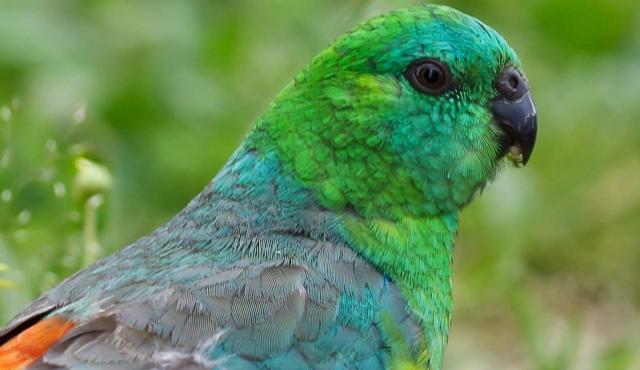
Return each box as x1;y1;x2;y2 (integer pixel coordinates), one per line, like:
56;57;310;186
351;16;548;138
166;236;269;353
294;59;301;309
0;0;638;369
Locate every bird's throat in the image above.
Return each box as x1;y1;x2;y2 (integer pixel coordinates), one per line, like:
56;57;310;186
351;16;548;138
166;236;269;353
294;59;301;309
341;213;458;369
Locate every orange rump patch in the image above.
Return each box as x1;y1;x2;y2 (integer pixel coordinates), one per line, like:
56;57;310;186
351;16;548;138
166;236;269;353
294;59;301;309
0;316;74;370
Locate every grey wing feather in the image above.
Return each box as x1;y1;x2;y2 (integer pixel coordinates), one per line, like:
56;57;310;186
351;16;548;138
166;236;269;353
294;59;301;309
29;261;342;369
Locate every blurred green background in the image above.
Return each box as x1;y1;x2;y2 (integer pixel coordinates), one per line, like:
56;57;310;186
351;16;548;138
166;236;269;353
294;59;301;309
0;0;638;369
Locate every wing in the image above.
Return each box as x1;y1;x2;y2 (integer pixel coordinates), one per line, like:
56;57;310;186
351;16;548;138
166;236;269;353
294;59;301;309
0;253;388;370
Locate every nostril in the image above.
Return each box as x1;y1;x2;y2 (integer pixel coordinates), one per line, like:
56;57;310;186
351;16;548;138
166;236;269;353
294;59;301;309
496;66;528;101
508;75;519;90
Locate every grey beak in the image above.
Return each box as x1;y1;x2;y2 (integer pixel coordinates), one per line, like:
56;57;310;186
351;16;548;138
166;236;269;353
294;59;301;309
492;66;538;165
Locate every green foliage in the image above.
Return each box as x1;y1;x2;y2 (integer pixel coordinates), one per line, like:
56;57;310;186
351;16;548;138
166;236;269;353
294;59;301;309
0;0;638;368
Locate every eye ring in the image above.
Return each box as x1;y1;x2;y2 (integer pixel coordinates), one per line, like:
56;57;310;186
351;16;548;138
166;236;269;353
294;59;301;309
404;58;452;95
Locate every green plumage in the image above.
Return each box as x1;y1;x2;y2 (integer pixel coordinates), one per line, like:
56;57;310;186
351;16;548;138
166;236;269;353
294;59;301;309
0;5;534;370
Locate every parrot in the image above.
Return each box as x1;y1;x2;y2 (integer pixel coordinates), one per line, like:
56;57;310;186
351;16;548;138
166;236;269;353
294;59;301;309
0;4;537;370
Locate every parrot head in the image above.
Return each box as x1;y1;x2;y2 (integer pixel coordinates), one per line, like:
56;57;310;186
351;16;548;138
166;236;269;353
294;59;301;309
251;5;537;219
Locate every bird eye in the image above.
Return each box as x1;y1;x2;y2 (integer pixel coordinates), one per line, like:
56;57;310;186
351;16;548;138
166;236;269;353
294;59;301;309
405;59;452;95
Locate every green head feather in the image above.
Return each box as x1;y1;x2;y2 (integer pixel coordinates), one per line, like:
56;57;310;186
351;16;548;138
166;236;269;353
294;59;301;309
249;4;520;220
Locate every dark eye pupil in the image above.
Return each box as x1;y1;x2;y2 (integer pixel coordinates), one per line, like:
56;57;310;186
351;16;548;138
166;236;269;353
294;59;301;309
424;65;441;84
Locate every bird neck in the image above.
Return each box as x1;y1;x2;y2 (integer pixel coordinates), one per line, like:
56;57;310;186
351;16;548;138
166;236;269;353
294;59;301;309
341;212;457;369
